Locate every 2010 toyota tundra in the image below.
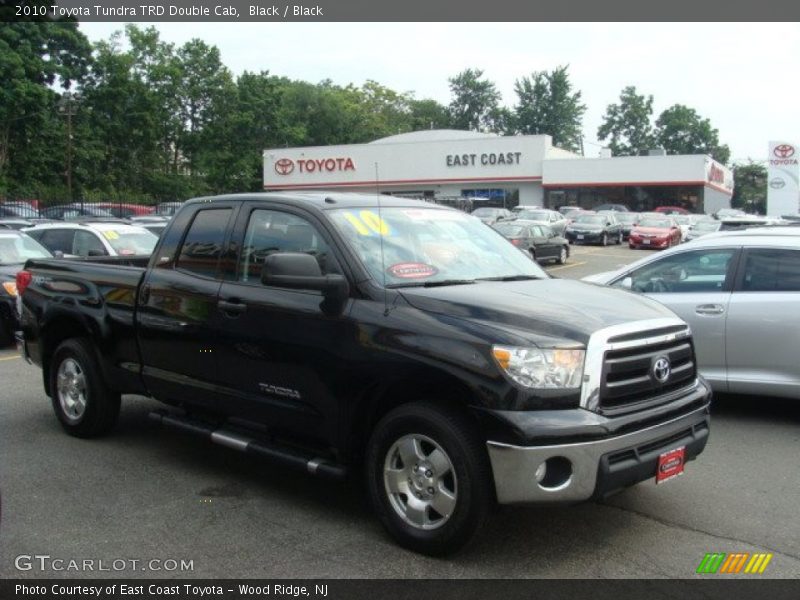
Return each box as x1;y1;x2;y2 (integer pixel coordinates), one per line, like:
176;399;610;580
17;193;711;555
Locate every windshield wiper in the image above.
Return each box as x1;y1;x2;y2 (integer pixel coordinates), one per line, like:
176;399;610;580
476;275;542;282
387;279;476;289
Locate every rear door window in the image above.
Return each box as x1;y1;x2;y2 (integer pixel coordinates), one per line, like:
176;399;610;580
175;209;232;279
40;229;77;254
740;248;800;292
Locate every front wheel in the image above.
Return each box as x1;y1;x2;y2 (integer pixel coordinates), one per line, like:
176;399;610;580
366;402;492;556
557;246;568;265
617;233;623;245
601;233;608;246
529;248;537;262
50;338;120;437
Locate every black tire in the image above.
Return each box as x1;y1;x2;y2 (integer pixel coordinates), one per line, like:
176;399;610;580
0;319;12;348
601;233;608;246
557;246;568;265
366;402;492;556
49;338;120;438
617;233;623;245
529;248;537;262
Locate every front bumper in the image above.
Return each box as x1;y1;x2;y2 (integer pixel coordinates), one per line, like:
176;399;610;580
566;231;604;243
629;236;669;248
487;404;710;504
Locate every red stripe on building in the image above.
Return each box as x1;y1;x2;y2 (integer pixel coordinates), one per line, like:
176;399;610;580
264;175;543;190
544;179;732;196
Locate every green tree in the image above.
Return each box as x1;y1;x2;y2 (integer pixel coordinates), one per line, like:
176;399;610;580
447;68;502;132
655;104;730;164
597;86;655;156
408;98;451;131
177;38;231;175
512;66;586;152
731;161;767;213
0;22;91;198
200;71;283;192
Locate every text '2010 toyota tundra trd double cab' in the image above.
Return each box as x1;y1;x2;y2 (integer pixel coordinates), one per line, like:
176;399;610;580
18;193;711;555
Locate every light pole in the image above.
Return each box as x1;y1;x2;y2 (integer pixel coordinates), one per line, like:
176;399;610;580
57;92;78;202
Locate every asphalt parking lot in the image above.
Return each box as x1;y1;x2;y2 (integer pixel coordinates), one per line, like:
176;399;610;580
1;243;798;578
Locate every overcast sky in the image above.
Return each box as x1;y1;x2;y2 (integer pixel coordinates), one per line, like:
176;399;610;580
79;22;799;163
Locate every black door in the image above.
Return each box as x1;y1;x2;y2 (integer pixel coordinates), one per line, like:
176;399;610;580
211;204;354;444
137;204;236;409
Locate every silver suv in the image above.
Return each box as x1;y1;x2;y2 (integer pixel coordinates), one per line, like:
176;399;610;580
583;228;800;399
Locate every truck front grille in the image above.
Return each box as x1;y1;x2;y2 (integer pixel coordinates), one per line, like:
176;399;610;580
600;327;696;412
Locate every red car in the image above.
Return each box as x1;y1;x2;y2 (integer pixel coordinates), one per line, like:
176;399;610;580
654;205;690;215
94;203;154;218
628;216;682;249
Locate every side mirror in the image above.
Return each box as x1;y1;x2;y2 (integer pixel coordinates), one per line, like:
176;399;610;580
620;276;633;290
261;252;349;301
53;250;65;259
87;249;106;257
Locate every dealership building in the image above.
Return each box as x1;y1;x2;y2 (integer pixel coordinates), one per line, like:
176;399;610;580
263;130;733;214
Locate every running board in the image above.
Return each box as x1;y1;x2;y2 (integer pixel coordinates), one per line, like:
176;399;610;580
148;410;347;481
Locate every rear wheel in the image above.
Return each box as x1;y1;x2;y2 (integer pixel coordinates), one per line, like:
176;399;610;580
0;320;12;348
50;338;120;437
557;246;568;265
366;402;492;556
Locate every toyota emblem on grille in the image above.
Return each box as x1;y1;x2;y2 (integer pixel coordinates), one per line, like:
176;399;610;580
652;356;671;383
274;158;295;175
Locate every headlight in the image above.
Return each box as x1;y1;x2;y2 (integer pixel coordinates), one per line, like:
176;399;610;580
1;281;17;297
492;345;585;389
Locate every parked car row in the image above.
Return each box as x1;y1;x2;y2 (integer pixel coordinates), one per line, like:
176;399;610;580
0;200;183;222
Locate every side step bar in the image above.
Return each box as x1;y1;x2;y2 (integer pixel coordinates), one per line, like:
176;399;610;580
148;410;347;481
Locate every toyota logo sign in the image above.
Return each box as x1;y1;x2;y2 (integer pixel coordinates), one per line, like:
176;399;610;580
773;144;795;159
652;356;671;384
770;177;786;190
274;158;295;175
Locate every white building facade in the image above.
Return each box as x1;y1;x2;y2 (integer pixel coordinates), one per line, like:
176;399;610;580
264;130;733;214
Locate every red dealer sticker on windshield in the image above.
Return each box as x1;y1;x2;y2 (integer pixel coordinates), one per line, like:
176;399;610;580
387;262;439;279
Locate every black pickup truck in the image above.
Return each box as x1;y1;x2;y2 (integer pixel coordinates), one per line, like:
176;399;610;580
18;193;711;555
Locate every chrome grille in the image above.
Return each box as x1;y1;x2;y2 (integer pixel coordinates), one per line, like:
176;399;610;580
600;328;696;411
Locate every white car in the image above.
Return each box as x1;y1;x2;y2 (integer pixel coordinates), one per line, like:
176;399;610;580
22;221;158;258
583;228;800;399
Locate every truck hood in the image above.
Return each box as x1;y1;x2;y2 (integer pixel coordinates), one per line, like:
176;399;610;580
399;278;678;345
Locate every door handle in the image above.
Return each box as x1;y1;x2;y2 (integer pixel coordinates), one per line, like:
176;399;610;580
218;299;247;316
695;304;724;315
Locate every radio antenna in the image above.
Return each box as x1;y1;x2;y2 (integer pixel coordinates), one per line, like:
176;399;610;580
375;162;389;316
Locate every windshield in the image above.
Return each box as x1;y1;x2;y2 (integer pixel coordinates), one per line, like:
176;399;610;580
82;206;115;217
102;230;158;255
471;208;500;217
694;221;721;232
615;213;638;223
516;210;549;221
494;224;525;236
329;207;547;286
638;219;672;228
0;234;51;264
3;204;39;218
573;215;604;225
